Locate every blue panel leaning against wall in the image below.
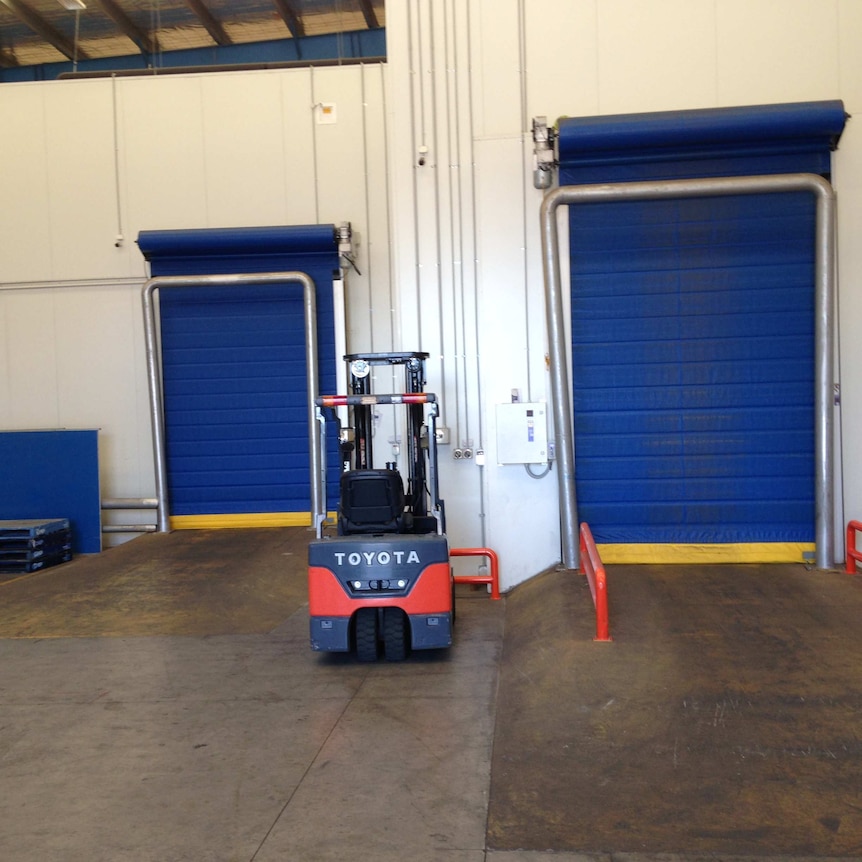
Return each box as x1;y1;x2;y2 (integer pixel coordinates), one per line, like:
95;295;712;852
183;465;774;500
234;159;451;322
138;225;341;521
556;101;846;550
0;429;101;554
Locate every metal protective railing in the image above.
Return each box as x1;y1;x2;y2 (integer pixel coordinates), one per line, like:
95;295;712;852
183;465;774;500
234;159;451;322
101;497;158;534
543;174;836;570
845;521;862;574
450;547;501;600
142;272;319;533
579;522;611;642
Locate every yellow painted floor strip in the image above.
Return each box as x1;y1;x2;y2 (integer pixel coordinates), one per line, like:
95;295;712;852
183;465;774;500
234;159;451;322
170;512;336;530
596;542;816;565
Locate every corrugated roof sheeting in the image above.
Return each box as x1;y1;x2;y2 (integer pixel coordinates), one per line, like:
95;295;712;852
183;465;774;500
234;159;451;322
0;0;385;68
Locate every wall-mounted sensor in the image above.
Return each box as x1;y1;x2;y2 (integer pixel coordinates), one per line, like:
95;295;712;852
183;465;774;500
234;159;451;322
418;145;429;167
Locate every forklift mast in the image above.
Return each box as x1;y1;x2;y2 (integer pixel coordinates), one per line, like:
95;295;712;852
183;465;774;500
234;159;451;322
344;351;433;524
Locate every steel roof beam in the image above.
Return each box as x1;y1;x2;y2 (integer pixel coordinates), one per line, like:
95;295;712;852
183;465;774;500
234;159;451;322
272;0;304;39
0;45;18;67
0;0;90;61
93;0;157;56
356;0;378;30
184;0;231;46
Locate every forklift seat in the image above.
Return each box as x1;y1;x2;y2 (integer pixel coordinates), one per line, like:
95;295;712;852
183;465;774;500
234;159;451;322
338;469;406;535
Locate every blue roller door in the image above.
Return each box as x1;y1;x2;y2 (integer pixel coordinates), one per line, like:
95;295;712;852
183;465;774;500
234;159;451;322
557;101;846;546
138;225;340;519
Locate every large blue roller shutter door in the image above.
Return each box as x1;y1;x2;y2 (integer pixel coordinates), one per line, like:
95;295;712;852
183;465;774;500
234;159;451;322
557;101;846;547
138;225;341;518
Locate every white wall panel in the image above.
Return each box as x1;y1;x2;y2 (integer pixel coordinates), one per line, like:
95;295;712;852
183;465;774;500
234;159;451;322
335;64;395;355
53;285;142;443
834;0;862;535
838;0;862;114
474;136;561;586
384;1;419;350
120;76;208;253
475;137;528;403
716;0;840;106
0;87;52;283
357;64;394;354
596;0;717;114
837;167;862;532
524;0;599;123
279;71;318;227
43;81;126;280
312;63;372;358
1;290;59;428
312;67;364;225
200;71;291;227
473;0;523;138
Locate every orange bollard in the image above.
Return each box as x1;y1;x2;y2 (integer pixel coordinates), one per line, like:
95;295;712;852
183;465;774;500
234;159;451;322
450;547;501;600
846;521;862;574
579;522;612;642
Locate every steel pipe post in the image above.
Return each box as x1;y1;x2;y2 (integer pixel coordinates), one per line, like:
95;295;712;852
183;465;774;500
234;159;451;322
542;174;836;570
142;272;319;533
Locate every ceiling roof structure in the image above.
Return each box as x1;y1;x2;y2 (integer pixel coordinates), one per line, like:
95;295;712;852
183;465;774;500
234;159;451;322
0;0;384;70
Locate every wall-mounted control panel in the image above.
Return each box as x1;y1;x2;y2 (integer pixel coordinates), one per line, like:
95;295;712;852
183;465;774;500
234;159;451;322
495;402;548;465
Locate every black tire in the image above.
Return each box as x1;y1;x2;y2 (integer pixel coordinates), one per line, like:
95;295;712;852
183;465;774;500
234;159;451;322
355;608;379;662
383;608;410;662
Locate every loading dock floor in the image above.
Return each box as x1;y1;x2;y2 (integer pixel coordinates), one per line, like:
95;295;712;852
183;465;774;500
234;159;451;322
1;528;860;861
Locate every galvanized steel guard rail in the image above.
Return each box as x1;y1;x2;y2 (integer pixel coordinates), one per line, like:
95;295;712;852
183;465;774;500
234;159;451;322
142;272;319;533
542;174;837;571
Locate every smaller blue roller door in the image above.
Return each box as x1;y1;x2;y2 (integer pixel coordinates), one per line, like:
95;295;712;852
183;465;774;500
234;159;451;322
138;225;341;517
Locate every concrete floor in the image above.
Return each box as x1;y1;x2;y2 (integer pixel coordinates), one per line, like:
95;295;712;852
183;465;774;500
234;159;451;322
1;530;860;862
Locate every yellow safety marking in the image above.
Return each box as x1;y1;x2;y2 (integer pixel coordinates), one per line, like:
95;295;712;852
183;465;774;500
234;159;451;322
596;542;816;565
170;512;337;530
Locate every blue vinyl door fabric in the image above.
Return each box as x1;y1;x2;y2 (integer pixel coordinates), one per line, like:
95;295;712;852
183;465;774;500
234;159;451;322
138;225;340;522
557;101;846;550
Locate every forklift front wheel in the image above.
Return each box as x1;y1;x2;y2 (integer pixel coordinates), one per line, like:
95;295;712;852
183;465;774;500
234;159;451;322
383;608;410;662
355;607;380;662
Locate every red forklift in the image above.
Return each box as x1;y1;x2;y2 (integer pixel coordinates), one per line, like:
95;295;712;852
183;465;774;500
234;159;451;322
308;352;454;661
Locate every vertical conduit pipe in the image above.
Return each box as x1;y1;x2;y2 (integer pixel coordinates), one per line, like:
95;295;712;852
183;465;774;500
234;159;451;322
142;272;320;533
541;173;836;571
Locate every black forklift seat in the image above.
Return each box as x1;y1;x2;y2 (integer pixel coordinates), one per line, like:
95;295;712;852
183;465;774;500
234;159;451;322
338;469;406;535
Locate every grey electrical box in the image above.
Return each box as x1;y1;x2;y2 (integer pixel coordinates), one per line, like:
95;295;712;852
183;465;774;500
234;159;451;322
496;402;548;465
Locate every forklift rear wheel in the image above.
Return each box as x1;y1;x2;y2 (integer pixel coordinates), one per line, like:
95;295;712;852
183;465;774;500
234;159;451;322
355;608;380;662
383;608;410;661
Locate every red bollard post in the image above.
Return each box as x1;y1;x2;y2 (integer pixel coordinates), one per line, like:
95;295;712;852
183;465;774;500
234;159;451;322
579;522;612;642
846;521;862;574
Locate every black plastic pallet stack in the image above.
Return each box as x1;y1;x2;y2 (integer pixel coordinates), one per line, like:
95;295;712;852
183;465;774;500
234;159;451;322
0;519;73;575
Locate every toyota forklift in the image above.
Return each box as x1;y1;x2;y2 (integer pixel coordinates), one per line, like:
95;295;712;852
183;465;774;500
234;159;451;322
308;352;454;661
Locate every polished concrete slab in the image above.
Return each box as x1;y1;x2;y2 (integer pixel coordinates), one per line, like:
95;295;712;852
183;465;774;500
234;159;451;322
0;532;503;861
2;532;862;861
0;529;310;637
489;564;862;858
